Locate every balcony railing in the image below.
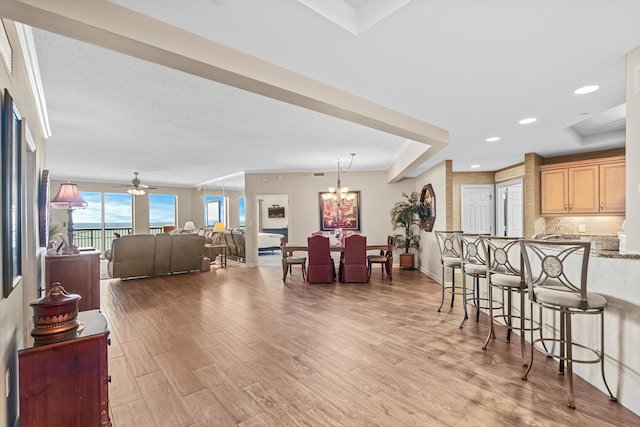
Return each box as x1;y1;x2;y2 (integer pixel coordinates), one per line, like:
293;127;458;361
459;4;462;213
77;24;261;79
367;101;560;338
74;226;163;253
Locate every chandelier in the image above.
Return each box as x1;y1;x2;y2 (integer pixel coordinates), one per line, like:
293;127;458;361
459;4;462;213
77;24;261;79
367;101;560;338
324;153;356;204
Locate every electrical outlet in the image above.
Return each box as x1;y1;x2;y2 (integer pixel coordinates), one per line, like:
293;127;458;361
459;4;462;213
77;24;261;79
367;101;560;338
578;224;586;233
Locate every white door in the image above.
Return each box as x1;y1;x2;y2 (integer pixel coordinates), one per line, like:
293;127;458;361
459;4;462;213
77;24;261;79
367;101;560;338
496;179;523;237
461;185;494;234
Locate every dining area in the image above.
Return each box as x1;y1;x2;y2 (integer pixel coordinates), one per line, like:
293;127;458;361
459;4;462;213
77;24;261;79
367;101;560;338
280;232;394;284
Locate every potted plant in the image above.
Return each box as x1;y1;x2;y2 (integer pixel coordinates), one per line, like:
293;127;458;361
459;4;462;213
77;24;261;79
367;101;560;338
390;191;431;269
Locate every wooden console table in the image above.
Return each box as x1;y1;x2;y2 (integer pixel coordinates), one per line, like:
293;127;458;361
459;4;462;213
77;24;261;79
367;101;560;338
45;251;100;311
19;310;112;427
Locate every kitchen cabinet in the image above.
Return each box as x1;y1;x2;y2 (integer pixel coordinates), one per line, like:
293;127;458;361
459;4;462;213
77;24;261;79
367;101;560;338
19;310;111;427
540;156;625;216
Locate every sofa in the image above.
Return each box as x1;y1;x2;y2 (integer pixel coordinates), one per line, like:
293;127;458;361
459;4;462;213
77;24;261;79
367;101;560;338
106;233;205;279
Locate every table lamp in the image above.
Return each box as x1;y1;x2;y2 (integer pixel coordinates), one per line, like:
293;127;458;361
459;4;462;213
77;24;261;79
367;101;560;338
184;221;196;231
213;222;226;232
50;183;88;254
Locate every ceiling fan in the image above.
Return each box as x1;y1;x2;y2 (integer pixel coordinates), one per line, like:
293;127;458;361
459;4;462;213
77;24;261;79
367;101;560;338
118;171;157;195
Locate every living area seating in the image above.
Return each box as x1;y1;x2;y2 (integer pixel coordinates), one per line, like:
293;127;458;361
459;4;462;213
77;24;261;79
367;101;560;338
106;233;205;279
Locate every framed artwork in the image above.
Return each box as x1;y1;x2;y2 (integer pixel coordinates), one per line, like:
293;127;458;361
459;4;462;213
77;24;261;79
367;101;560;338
268;206;285;218
319;191;360;231
2;89;22;298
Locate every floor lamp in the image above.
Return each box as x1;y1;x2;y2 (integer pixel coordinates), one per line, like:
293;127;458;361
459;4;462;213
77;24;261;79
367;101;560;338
50;183;88;254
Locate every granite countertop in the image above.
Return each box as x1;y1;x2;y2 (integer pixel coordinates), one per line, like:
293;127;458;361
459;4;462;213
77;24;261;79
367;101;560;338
550;234;640;259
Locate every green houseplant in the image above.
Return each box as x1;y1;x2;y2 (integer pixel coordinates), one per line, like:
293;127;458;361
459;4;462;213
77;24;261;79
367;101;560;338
390;191;431;269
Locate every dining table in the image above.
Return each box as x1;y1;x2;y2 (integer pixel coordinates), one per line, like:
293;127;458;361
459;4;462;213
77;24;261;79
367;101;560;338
282;242;393;280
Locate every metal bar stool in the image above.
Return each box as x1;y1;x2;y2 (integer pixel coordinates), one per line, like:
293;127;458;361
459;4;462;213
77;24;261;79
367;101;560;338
481;236;544;367
434;230;463;312
520;239;616;409
458;234;489;328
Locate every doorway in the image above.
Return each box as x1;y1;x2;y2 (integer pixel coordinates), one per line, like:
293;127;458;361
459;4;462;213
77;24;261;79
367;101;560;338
461;185;494;234
256;194;289;266
495;179;524;237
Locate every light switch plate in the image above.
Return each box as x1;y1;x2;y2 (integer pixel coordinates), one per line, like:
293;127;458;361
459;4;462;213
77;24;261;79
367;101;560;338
578;224;586;233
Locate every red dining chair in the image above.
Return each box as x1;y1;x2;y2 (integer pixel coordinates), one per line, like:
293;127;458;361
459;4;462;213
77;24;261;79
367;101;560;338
339;234;369;283
306;235;335;283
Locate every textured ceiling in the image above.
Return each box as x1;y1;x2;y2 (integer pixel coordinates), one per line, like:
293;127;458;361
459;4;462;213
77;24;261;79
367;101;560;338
27;0;640;190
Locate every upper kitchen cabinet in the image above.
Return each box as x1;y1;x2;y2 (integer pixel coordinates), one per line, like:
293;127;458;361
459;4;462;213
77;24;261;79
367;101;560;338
540;156;625;216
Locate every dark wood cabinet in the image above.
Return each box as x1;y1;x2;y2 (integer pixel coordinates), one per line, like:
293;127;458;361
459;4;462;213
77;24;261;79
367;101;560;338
19;310;111;427
45;251;100;311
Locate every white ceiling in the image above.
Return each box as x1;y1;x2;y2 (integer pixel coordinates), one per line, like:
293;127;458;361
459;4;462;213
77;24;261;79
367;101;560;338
24;0;640;190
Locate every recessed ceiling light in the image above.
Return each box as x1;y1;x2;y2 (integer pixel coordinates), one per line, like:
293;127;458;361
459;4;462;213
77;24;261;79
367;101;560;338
574;85;599;95
519;118;537;125
471;164;480;169
485;137;501;142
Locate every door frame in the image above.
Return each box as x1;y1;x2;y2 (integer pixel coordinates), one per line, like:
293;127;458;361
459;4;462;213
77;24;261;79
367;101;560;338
495;178;524;237
460;184;495;235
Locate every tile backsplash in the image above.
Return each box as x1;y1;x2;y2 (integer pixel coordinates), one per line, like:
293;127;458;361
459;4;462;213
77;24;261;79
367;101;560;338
543;216;625;236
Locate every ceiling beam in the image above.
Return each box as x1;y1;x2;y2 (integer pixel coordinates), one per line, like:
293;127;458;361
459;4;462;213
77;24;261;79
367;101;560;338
0;0;448;181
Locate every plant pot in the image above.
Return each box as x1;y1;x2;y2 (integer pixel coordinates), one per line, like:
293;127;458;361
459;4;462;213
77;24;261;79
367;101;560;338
399;253;415;270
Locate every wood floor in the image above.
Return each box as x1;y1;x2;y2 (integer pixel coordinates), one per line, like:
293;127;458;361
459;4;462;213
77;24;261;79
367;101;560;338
100;263;638;426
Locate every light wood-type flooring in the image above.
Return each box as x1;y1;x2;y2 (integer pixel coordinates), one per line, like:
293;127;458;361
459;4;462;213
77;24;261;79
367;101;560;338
100;263;638;426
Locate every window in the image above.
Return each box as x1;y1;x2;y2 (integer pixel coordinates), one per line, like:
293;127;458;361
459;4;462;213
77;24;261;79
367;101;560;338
239;198;245;227
205;195;225;227
73;192;132;252
149;194;176;233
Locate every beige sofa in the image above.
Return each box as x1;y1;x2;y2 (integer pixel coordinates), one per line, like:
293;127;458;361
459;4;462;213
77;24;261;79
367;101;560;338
106;233;205;279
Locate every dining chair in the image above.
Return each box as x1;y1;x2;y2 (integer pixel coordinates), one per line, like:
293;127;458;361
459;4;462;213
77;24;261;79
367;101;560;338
520;239;616;408
434;230;463;312
368;235;393;280
306;235;335;283
339;234;368;283
458;234;489;328
280;237;306;282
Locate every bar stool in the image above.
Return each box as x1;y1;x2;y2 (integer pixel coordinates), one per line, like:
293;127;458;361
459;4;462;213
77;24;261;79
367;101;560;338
520;239;616;409
458;234;489;328
481;236;540;367
434;231;463;312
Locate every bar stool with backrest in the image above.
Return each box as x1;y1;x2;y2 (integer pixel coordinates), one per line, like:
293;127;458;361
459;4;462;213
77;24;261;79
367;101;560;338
520;239;616;409
434;231;463;312
458;234;489;328
280;237;306;282
481;235;540;367
367;235;393;280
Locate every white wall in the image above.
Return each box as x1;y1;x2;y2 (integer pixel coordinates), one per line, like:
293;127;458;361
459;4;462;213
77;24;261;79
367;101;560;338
625;47;640;253
244;171;415;265
0;20;48;424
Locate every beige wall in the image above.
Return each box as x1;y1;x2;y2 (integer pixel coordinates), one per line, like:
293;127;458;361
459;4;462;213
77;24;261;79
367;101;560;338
415;161;447;281
451;171;495;231
244;171;415;266
0;20;48;423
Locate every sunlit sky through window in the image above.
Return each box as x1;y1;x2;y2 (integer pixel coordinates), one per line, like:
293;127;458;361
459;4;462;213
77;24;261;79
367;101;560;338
73;192;176;226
